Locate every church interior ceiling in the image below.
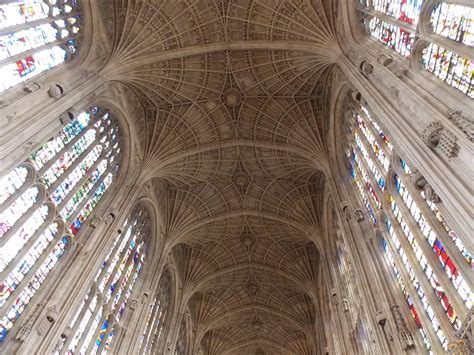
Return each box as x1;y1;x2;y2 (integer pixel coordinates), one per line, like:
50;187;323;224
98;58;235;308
96;0;340;353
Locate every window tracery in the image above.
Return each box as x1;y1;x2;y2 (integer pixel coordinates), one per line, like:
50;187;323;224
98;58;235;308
345;98;473;351
0;106;120;343
0;0;81;93
357;1;474;98
138;270;172;354
53;206;148;354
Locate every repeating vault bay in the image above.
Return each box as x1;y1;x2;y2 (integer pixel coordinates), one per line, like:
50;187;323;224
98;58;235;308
94;0;338;353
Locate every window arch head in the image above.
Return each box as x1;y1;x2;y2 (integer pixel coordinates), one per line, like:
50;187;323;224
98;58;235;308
0;0;82;93
0;105;122;343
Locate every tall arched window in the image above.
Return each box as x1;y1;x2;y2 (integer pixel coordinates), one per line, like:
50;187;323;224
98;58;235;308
175;316;189;355
138;269;172;354
0;0;81;93
0;106;121;343
356;1;474;98
343;98;473;352
53;206;148;354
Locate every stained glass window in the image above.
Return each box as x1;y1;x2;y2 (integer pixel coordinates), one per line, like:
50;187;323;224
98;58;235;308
54;207;148;354
0;1;81;93
139;271;172;354
382;238;431;351
372;0;424;25
431;3;474;47
422;43;474;98
366;17;415;57
0;106;121;343
346;99;473;350
359;2;474;97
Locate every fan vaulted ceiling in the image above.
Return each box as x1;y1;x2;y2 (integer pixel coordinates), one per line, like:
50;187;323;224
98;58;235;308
97;0;340;353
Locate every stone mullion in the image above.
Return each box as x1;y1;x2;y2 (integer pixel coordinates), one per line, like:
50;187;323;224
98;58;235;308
140;297;158;353
0;215;59;316
36;123;100;178
382;222;445;353
59;287;100;355
0;165;36;214
330;180;392;353
108;251;140;320
94;228;136;293
393;166;474;291
351;141;385;203
385;207;457;341
47;135;110;199
96;243;139;353
338;237;359;306
151;306;166;353
389;188;468;320
0;221;69;322
0;185;47;248
354;126;388;181
84;311;111;354
367;236;426;352
106;257;143;353
102;241;139;309
62;160;117;229
355;106;392;161
0;216;63;290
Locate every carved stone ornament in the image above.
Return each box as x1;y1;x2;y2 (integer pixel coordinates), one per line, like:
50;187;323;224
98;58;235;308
15;303;43;342
409;169;427;190
342;299;350;312
353;209;364;222
360;60;374;76
47;84;63;99
438;129;459;158
447;110;474;142
422;122;444;149
391;305;415;349
240;229;256;251
90;216;101;228
129;298;139;310
377;54;393;66
423;184;441;203
342;205;351;220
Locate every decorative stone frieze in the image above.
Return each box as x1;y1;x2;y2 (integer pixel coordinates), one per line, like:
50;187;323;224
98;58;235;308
422;122;459;158
422;122;444;149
